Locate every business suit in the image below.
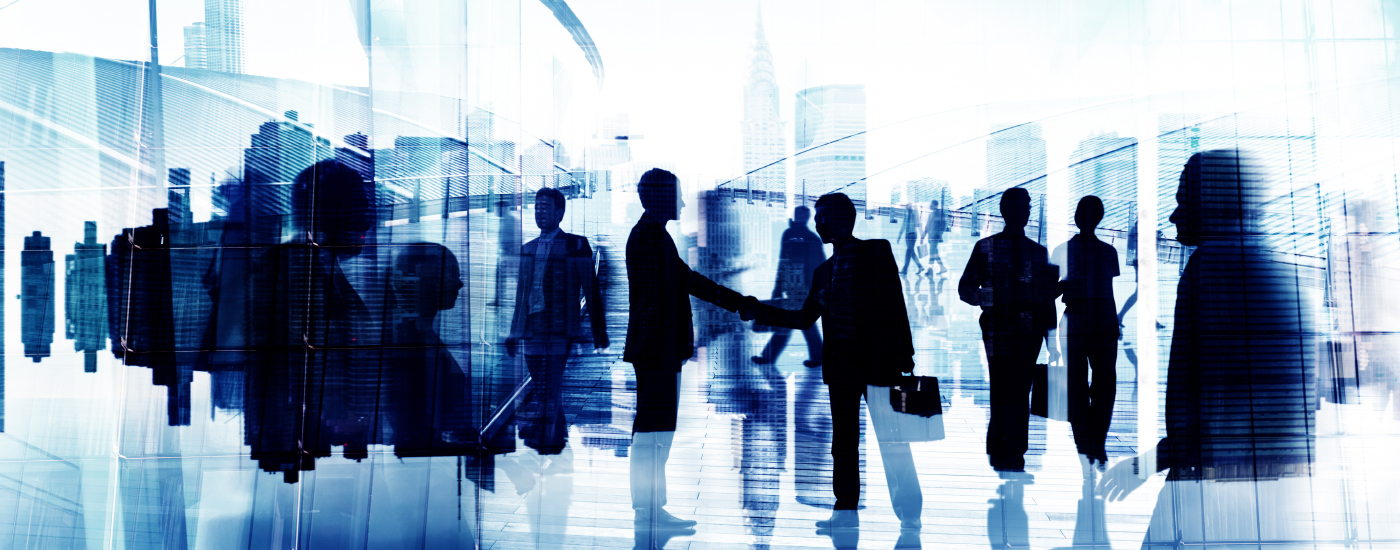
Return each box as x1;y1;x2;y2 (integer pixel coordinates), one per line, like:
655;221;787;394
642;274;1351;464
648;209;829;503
508;230;607;455
752;238;919;518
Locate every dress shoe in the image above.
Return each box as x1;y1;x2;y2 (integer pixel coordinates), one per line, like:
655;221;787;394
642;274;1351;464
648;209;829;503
751;355;772;365
815;509;859;529
803;359;822;368
634;508;698;529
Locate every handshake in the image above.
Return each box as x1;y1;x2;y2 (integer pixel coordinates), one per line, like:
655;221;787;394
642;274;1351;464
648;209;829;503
735;295;764;322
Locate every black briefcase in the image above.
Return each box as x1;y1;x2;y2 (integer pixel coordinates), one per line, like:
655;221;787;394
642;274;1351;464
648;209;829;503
889;376;943;417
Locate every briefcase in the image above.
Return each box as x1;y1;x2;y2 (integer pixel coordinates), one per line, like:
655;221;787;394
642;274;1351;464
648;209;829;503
889;375;943;417
870;382;945;443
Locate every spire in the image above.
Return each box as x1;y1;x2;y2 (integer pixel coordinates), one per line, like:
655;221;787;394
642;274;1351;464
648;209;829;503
755;3;767;42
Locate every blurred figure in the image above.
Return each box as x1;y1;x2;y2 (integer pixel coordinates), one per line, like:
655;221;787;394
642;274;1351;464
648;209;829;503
1100;150;1318;547
920;199;949;276
492;199;522;308
897;203;924;277
245;159;378;482
624;168;748;531
505;187;609;456
743;192;919;531
958;188;1057;473
753;205;825;368
1059;196;1119;467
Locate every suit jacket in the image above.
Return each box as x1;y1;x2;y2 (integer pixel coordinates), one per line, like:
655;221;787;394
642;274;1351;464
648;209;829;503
753;239;914;387
771;222;826;304
624;213;745;369
508;231;608;346
958;230;1057;337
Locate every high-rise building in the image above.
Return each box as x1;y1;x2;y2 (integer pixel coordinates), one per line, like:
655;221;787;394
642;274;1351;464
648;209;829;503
243;111;332;244
742;9;785;194
183;22;207;69
977;122;1047;217
794;85;865;201
1069;132;1137;230
21;231;55;363
66;222;107;373
205;0;244;73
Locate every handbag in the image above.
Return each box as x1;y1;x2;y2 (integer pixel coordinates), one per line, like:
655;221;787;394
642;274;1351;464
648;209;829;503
869;382;944;443
889;375;943;417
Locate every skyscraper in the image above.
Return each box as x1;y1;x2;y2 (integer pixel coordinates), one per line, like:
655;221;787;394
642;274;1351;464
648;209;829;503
66;222;107;373
183;22;207;69
1069;132;1137;230
986;123;1047;192
205;0;244;74
794;85;865;201
742;9;785;193
21;231;55;363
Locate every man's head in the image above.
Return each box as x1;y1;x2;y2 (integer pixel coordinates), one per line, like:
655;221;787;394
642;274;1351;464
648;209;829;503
1169;149;1260;246
638;168;684;220
793;205;811;225
1075;195;1105;233
1000;187;1031;230
535;188;566;232
930;199;940;210
813;193;857;243
291;159;375;255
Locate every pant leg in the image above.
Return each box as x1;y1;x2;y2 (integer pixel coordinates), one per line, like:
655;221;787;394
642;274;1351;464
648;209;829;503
633;366;681;433
540;351;571;454
903;241;922;272
828;384;864;510
1086;335;1118;455
759;328;792;362
1066;335;1093;455
630;371;680;513
802;324;823;363
985;334;1039;466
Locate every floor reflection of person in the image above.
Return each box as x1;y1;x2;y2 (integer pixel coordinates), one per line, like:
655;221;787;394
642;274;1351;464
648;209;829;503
1100;150;1318;547
742;192;920;531
957;188;1057;473
624;168;748;532
1059;196;1119;467
753;205;824;368
505;188;608;456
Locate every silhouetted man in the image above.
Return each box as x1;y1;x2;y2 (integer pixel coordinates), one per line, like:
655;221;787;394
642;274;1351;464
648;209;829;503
742;192;919;531
921;199;948;275
506;187;608;456
1100;150;1317;547
897;203;924;276
753;205;825;368
624;168;748;531
958;187;1056;473
388;243;471;457
1059;196;1119;467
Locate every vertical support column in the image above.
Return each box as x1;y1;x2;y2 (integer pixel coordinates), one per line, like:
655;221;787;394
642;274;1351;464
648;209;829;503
1134;115;1159;474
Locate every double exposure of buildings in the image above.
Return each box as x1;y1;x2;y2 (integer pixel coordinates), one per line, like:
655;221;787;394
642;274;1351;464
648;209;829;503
795;85;866;202
66;222;106;373
742;11;786;194
21;231;55;363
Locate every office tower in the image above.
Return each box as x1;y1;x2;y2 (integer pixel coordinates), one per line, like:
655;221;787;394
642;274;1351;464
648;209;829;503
243;111;332;245
205;0;244;73
385;136;469;222
0;164;4;430
986;122;1046;190
794;85;866;201
66;222;107;373
21;231;55;362
1069;132;1137;230
742;9;785;193
586;113;632;171
183;22;207;69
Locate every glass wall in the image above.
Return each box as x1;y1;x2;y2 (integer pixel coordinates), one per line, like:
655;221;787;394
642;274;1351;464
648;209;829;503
0;0;1397;548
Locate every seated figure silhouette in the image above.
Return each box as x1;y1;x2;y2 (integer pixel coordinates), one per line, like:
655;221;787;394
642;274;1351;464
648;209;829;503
244;159;379;482
1059;196;1119;467
624;168;748;534
505;187;608;456
742;192;920;532
957;187;1057;473
1100;150;1317;547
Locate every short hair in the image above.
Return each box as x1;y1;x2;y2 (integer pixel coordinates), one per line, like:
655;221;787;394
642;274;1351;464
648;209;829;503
1180;149;1263;236
291;159;374;237
637;168;678;212
814;193;856;221
536;187;566;214
1075;195;1105;229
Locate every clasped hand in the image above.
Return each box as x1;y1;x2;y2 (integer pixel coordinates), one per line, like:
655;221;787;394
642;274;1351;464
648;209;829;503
737;295;762;321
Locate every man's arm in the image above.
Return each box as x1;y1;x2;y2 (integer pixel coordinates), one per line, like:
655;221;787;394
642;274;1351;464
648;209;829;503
576;238;608;348
682;256;746;312
957;242;986;306
752;265;825;330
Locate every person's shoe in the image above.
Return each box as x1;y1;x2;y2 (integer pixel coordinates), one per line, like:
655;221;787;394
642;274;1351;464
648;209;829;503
803;360;822;368
815;509;859;529
899;517;922;531
750;355;772;365
635;508;698;529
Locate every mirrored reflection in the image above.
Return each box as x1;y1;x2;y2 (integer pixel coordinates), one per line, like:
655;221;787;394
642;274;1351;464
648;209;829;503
5;1;1400;548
